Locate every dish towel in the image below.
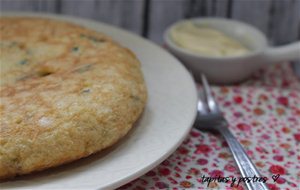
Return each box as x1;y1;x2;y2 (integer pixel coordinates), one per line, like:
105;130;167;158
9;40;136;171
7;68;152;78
120;63;300;190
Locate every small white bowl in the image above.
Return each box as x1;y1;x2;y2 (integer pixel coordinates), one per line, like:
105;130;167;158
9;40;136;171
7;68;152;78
164;18;300;84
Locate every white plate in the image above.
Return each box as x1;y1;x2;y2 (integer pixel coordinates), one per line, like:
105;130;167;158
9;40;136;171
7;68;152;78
1;13;198;190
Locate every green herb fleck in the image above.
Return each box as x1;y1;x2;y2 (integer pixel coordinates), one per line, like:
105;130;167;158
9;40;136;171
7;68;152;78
82;89;91;93
9;41;18;47
19;59;28;65
72;46;79;52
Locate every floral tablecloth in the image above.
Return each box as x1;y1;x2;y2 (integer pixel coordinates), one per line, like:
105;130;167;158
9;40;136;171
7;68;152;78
120;63;300;190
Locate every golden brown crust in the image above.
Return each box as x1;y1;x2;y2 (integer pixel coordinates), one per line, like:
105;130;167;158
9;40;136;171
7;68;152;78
0;17;147;179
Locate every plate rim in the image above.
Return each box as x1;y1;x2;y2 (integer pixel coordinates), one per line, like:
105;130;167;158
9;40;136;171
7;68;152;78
0;12;198;189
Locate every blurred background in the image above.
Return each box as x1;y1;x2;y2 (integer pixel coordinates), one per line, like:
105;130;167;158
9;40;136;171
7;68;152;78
1;0;299;46
1;0;300;74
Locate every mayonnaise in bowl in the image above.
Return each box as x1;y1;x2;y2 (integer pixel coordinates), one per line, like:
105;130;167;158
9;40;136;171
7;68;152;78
170;22;250;57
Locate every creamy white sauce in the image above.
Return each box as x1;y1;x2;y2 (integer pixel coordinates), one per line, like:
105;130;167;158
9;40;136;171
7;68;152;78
170;22;250;57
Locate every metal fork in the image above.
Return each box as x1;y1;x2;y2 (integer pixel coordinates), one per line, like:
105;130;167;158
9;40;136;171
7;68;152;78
194;74;269;190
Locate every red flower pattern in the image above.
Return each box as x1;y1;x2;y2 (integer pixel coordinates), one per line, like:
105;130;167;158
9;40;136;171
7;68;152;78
294;133;300;141
234;96;243;104
158;168;170;176
154;182;168;189
269;165;286;175
119;63;300;190
276;177;286;184
236;123;251;131
210;170;224;177
197;158;208;165
195;144;211;154
224;164;236;172
273;155;284;162
267;183;280;190
277;96;289;107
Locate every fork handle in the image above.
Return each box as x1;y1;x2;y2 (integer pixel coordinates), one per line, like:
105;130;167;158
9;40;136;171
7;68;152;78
216;125;270;190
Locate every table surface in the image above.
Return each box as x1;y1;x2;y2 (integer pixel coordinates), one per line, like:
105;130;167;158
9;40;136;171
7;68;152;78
119;63;300;190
